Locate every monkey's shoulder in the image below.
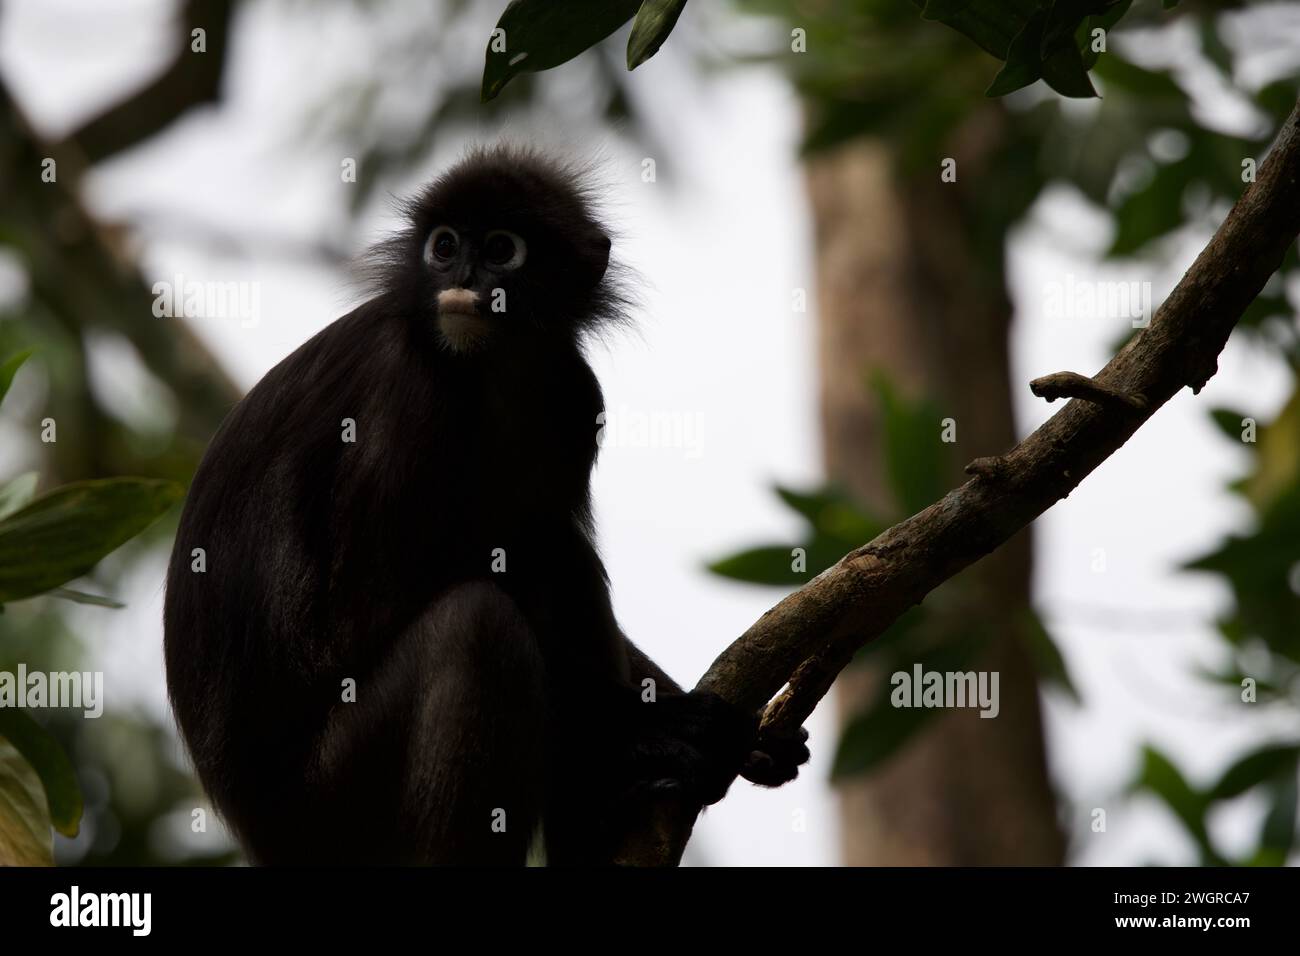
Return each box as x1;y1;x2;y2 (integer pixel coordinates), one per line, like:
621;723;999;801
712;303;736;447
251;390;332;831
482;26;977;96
219;301;427;436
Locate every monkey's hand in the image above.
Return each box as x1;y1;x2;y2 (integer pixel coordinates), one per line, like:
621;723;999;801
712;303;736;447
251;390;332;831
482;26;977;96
622;690;756;808
740;722;811;787
622;693;809;807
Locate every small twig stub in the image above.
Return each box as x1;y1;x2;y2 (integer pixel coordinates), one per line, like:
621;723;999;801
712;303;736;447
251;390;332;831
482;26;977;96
1029;371;1147;411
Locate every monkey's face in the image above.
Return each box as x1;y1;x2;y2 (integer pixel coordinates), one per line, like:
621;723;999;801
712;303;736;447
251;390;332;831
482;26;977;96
423;224;528;353
399;149;616;355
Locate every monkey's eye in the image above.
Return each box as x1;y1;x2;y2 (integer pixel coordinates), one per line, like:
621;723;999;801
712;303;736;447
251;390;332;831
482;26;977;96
425;227;460;264
483;230;526;270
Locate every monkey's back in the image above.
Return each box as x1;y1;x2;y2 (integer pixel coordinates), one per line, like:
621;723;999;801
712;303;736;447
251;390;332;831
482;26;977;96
163;296;605;847
163;299;449;830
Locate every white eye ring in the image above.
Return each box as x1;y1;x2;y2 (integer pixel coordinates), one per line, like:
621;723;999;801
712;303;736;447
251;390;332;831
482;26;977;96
483;230;527;270
424;226;460;266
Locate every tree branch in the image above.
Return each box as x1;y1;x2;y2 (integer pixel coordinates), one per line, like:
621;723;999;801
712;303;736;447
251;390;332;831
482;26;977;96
613;97;1300;865
1;79;243;479
56;0;234;164
1028;370;1147;411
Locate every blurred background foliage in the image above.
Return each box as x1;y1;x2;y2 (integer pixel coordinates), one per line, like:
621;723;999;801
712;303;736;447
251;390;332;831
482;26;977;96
704;0;1300;864
0;0;1296;864
0;351;191;864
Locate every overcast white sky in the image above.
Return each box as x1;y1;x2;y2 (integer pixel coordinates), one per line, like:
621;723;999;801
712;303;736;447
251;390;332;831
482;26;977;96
2;0;1296;865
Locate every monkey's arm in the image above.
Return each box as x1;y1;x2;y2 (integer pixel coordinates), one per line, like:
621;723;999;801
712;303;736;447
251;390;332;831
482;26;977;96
543;522;681;695
624;640;683;695
547;521;809;791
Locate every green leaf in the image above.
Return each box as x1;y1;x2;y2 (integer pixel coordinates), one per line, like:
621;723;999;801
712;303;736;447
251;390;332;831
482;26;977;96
985;6;1100;98
833;691;940;778
1236;283;1290;330
1199;17;1233;78
870;372;950;517
0;737;53;865
0;349;34;407
1208;408;1251;444
917;0;1040;60
1242;390;1300;514
1256;79;1300;129
0;478;183;604
1090;54;1183;100
1185;485;1300;660
773;484;884;547
800;93;907;157
707;536;846;586
0;709;82;837
1108;155;1192;257
482;0;642;101
1196;662;1283;700
707;545;801;585
1040;1;1113;97
1021;609;1081;702
986;12;1046;97
1077;2;1133;70
833;636;984;777
1207;744;1300;802
852;605;928;662
773;485;841;524
1256;772;1298;863
1093;0;1133;34
1131;745;1217;860
1041;1;1123;55
1039;36;1098;98
46;587;126;609
0;472;39;521
627;0;688;70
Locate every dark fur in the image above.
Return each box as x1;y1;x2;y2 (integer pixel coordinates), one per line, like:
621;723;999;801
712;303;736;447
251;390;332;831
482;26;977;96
163;146;806;865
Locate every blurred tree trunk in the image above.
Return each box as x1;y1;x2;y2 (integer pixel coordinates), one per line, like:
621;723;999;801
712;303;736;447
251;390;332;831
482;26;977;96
806;128;1064;864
